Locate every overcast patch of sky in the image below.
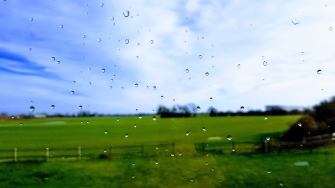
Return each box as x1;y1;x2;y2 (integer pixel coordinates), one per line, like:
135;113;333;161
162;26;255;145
0;0;334;115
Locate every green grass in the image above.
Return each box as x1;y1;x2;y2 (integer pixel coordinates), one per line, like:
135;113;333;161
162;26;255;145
5;115;332;187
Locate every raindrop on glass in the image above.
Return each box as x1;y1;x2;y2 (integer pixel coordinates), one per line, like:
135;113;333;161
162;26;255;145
240;106;244;111
263;61;267;66
153;116;156;121
11;116;14;119
197;106;201;111
186;131;189;136
80;121;83;124
199;55;202;59
51;105;55;109
185;29;188;33
104;130;108;134
100;3;104;7
123;10;130;17
298;122;302;127
292;19;299;25
51;57;55;61
267;169;271;173
29;48;32;51
104;149;107;153
330;27;333;31
227;135;232;141
205;72;209;76
135;83;138;87
279;181;283;186
171;153;175;157
71;91;74;94
79;105;82;109
155;160;158;164
161;96;164;99
30;18;33;21
237;64;241;68
210;97;213;101
185;69;189;73
150;40;154;44
211;168;215;172
153;86;157;90
57;61;60;64
125;39;129;44
139;115;142;119
202;127;206;131
317;69;322;74
83;35;86;38
86;121;89;124
125;133;129;138
60;24;63;28
29;106;35;112
98;38;101;42
20;123;22;126
205;162;208;165
190;178;194;182
134;124;137;128
266;137;270;141
264;116;267;120
117;118;120;121
102;68;105;73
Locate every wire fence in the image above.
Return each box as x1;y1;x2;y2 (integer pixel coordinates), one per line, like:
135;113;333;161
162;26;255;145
0;138;334;163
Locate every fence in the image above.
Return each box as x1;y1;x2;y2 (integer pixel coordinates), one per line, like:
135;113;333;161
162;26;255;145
0;138;333;163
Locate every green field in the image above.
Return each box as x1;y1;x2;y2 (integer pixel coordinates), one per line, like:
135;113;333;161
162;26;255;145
1;115;334;187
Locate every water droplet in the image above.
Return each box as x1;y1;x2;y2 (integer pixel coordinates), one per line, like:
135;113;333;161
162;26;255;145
83;35;86;38
266;137;270;141
135;83;138;87
117;118;120;121
110;86;113;89
227;135;232;141
125;39;129;44
98;38;101;42
330;27;333;31
267;169;271;173
155;160;158;164
301;52;304;55
131;175;135;178
123;10;130;17
298;122;302;127
29;106;35;112
161;96;164;99
30;18;33;21
205;162;208;165
264;116;267;120
51;57;55;61
292;19;299;25
202;127;206;131
125;133;129;138
29;48;32;51
171;153;175;157
317;69;322;74
237;64;241;68
186;131;189;136
210;97;213;101
199;55;202;59
71;91;75;95
279;181;283;186
185;29;188;33
211;168;215;172
189;78;191;81
57;61;60;64
232;148;235;152
100;3;104;7
50;105;55;109
240;106;244;111
139;115;142;119
150;40;154;44
152;116;156;121
263;61;267;66
60;24;63;28
104;149;107;153
86;121;89;124
11;116;14;119
105;130;108;134
134;124;137;128
79;105;82;109
102;68;105;73
185;69;189;73
20;123;22;126
196;106;201;111
190;178;194;182
205;72;209;76
80;121;83;124
153;86;156;90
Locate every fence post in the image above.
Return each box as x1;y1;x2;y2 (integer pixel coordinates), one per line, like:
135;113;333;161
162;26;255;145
14;148;17;162
46;147;49;162
78;146;81;160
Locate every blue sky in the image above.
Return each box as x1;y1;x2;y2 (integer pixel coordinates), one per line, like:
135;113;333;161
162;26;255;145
0;0;334;115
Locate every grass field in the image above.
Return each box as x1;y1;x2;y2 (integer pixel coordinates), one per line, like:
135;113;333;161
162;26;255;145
1;115;334;187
